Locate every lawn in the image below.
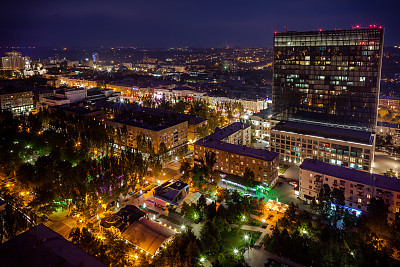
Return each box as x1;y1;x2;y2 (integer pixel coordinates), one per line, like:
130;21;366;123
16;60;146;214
222;229;262;250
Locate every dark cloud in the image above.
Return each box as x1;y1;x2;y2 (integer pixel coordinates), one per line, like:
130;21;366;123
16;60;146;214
1;0;399;47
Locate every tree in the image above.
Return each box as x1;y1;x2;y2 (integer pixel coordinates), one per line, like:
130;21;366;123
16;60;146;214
363;197;388;233
390;212;400;254
243;167;255;186
179;158;192;182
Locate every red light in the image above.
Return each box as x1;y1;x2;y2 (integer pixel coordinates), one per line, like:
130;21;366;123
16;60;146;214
356;25;360;28
369;25;372;28
373;24;376;28
379;26;383;29
359;41;365;45
274;31;277;34
370;41;376;45
319;29;322;32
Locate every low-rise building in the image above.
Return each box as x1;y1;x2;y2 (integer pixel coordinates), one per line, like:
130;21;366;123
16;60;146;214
154;180;189;206
100;205;175;255
299;159;400;220
377;121;400;146
49;105;105;121
94;101;206;144
203;122;251;146
0;89;34;114
194;122;279;184
379;96;400;112
60;76;98;88
207;96;267;113
0;224;106;267
270;121;374;171
109;115;188;153
250;108;279;142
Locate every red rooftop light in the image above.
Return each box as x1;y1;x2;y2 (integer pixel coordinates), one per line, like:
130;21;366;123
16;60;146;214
274;31;277;34
319;29;322;32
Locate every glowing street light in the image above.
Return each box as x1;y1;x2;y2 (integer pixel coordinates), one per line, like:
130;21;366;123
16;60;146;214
233;249;238;254
200;257;205;263
244;235;249;241
181;225;186;230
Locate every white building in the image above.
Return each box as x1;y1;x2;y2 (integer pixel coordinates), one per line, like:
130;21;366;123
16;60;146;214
299;158;400;221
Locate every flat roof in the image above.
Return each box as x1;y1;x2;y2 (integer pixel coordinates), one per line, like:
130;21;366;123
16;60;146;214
0;224;106;267
300;159;400;192
195;139;278;162
200;122;251;142
113;116;185;131
272;121;374;145
380;95;400;101
275;28;384;37
377;121;400;129
94;101;206;125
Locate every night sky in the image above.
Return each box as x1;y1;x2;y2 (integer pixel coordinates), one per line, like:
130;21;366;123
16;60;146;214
2;0;400;48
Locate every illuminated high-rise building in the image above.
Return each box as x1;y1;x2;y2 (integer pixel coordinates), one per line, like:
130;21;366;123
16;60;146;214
1;51;30;71
272;27;384;132
270;27;384;171
92;52;99;64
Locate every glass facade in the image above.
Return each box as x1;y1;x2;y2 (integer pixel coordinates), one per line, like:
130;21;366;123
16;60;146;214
272;28;384;132
270;131;372;171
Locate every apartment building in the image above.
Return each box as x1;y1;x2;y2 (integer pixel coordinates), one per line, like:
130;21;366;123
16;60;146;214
200;122;251;146
271;121;374;171
250;108;279;142
379;96;400;112
93;101;206;143
194;140;279;184
299;158;400;220
194;122;279;184
0;90;34;114
109;116;188;153
377;121;400;146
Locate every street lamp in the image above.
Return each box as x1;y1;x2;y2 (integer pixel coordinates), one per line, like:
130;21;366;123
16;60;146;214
244;234;249;241
181;225;185;230
233;249;238;254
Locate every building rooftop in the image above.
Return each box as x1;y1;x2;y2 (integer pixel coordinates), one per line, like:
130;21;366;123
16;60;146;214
272;121;374;145
100;205;146;232
300;159;400;192
200;122;251;142
195;139;279;162
377;121;400;129
113;115;186;131
94;101;206;126
154;180;189;205
251;107;272;120
0;224;106;267
379;95;400;101
122;218;175;255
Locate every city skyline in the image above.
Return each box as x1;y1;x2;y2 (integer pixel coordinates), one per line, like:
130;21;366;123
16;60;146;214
2;0;400;48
